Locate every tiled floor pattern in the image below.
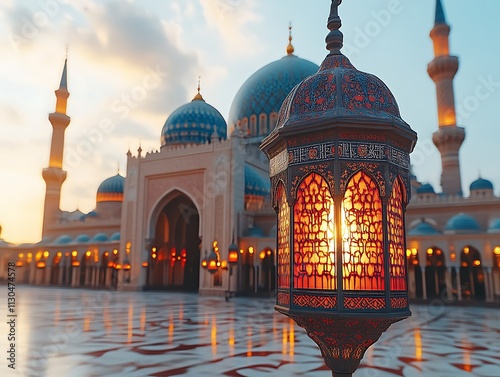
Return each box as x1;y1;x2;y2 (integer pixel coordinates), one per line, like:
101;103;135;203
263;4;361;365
6;287;500;377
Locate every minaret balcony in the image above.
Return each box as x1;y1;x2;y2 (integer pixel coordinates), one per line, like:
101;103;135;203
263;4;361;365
427;55;459;81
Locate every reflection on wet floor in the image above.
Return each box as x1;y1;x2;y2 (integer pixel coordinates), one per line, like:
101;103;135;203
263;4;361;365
15;287;500;377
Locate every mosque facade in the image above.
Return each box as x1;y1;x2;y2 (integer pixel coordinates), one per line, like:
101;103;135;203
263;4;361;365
1;1;499;302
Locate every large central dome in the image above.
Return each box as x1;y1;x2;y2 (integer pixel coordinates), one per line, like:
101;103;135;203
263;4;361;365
228;33;319;138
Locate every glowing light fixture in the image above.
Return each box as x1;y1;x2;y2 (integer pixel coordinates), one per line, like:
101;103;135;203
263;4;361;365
260;1;417;374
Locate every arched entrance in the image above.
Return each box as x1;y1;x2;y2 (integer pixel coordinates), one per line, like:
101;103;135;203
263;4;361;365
425;247;446;298
148;192;201;291
460;246;486;300
259;248;275;293
407;248;423;298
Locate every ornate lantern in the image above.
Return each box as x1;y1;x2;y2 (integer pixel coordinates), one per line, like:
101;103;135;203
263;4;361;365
207;242;219;274
228;239;239;266
260;1;417;376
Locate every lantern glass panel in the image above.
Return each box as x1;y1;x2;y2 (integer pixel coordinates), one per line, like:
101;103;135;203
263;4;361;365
277;183;291;289
293;173;336;290
342;171;384;291
388;179;407;291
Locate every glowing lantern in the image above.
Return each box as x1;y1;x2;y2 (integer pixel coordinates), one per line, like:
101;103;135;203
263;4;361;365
260;1;417;375
207;247;219;275
228;240;239;266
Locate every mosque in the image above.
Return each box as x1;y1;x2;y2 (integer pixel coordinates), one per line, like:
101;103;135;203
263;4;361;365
1;0;499;302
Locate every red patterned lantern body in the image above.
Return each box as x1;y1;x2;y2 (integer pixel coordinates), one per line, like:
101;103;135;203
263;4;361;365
261;1;417;376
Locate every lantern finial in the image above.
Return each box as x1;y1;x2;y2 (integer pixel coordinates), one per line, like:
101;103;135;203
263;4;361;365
326;0;343;55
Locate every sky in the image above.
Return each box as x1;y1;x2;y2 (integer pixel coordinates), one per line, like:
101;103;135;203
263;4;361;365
0;0;499;244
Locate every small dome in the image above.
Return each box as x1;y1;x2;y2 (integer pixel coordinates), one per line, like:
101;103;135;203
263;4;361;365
90;233;109;243
274;54;408;131
408;221;441;236
53;235;72;245
74;234;90;244
245;165;270;197
470;178;493;191
161;95;227;146
488;218;500;233
244;226;265;238
229;54;319;137
416;183;436;194
445;213;481;233
97;174;125;203
110;232;120;242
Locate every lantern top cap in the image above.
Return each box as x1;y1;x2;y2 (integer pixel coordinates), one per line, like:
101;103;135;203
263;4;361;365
261;0;418;145
326;0;343;55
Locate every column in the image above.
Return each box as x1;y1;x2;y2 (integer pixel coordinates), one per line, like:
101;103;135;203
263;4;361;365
421;267;427;300
445;267;453;301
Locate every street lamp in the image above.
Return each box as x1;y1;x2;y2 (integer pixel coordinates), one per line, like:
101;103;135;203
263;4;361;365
260;1;417;375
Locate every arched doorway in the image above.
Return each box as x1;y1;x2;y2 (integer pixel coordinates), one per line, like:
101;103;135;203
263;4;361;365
460;246;486;300
148;192;201;291
407;248;423;298
425;247;446;298
50;252;62;285
259;248;275;293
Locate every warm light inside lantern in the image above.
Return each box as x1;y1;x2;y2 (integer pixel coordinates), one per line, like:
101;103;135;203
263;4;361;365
341;172;384;291
494;247;500;255
228;250;239;265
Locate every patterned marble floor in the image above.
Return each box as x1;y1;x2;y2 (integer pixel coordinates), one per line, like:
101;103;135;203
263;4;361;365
5;287;500;377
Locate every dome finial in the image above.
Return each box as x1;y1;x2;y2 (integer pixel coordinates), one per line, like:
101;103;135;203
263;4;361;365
286;22;295;55
326;0;344;55
192;76;205;101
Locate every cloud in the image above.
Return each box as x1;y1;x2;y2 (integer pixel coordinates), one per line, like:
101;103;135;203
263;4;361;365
199;0;262;57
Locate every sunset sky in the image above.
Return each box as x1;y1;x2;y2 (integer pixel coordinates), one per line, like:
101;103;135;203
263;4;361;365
0;0;499;244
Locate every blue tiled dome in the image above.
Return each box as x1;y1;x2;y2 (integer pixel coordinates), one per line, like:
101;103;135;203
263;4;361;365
90;233;109;243
97;174;125;203
110;232;120;242
229;54;319;137
416;183;436;194
445;213;481;233
97;174;124;194
162;96;227;146
53;235;72;245
274;54;408;131
408;221;441;236
74;234;90;244
244;226;265;238
488;218;500;232
245;165;270;197
470;178;493;191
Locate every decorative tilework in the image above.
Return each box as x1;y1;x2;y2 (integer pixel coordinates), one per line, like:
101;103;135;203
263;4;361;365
344;297;386;310
277;292;290;306
391;297;409;309
293;294;337;309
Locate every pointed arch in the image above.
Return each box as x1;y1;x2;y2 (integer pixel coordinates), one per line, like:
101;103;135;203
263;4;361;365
293;172;336;290
388;177;406;291
277;182;290;289
342;170;384;290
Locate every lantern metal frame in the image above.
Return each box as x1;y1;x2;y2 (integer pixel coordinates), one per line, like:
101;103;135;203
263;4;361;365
260;1;417;375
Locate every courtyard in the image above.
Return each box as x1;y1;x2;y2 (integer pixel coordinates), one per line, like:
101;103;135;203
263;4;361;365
6;287;500;377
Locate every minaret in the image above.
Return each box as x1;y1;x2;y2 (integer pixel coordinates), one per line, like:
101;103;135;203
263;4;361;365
42;59;70;235
428;0;465;195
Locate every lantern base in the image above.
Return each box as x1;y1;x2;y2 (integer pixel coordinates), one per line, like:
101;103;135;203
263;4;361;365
280;309;408;376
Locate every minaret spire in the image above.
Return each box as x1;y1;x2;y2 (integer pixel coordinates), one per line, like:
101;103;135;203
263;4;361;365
435;0;446;25
42;58;71;236
428;0;464;196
